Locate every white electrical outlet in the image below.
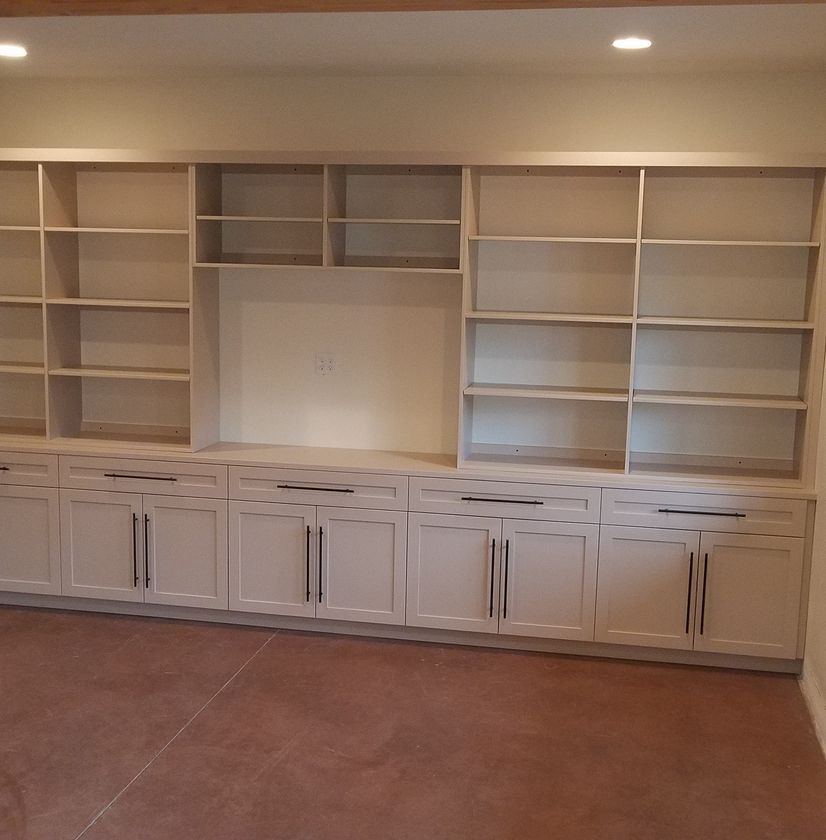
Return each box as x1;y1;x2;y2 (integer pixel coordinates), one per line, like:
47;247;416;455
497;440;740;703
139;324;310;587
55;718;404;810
315;353;338;375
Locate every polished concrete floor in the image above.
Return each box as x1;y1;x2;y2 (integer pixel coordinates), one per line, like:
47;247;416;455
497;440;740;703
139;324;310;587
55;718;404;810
1;606;825;840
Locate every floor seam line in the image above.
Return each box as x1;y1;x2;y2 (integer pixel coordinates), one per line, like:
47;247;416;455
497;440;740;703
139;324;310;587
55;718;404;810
71;630;277;840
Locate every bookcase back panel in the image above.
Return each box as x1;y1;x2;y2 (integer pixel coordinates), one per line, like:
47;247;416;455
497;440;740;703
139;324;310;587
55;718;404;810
0;306;43;365
0;373;45;429
220;167;324;218
341;169;462;221
0;231;42;297
343;224;459;263
219;221;322;263
81;378;190;431
0;165;39;227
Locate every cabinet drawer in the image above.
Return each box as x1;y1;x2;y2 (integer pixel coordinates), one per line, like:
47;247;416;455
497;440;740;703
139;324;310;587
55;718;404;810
59;457;228;499
229;467;407;511
601;490;807;537
0;451;59;488
409;477;600;523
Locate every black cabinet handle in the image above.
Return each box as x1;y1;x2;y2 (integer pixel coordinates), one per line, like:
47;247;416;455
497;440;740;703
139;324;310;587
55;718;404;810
143;514;151;589
462;496;544;506
318;526;324;604
658;508;744;518
132;514;139;587
105;473;177;482
0;466;9;471
489;538;496;618
699;553;709;635
277;484;354;494
685;551;693;635
306;525;311;603
502;539;510;621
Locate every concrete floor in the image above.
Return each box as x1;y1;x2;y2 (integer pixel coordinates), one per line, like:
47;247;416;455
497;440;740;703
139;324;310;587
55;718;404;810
1;606;824;840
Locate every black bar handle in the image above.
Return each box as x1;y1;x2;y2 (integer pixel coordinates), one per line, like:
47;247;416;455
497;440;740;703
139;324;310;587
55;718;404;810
132;514;139;587
685;551;693;635
318;526;324;604
278;484;354;494
658;508;744;518
143;514;151;589
105;473;177;483
502;539;510;621
462;496;544;506
489;538;496;618
700;553;709;635
306;525;311;603
0;466;9;471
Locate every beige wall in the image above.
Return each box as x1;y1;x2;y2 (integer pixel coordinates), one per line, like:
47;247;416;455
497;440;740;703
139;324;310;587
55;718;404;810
0;71;825;153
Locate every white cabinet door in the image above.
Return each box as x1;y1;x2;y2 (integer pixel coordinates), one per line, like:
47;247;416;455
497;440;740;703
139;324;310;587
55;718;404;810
0;486;61;595
499;520;598;641
407;513;501;633
316;507;406;625
229;501;316;617
694;532;804;659
595;525;700;650
144;495;228;610
60;489;143;602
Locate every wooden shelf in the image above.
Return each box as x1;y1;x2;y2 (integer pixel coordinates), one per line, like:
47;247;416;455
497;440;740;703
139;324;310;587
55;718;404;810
195;252;322;269
0;295;42;305
49;431;190;451
633;389;807;411
197;215;322;223
464;449;626;474
637;316;814;331
47;298;190;310
642;239;819;248
467;311;633;325
0;225;39;232
629;455;798;482
45;226;189;236
329;218;461;226
50;365;191;382
465;383;629;402
331;256;461;273
0;362;45;375
471;235;636;244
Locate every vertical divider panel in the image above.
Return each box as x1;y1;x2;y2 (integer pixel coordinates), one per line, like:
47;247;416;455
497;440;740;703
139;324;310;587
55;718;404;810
623;169;645;474
38;164;51;439
324;165;346;267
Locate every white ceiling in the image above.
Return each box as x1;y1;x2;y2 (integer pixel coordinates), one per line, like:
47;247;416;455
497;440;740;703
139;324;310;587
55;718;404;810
0;5;825;79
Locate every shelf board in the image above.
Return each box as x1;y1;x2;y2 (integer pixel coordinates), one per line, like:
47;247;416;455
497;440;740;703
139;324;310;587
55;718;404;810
465;383;629;402
467;311;633;325
629;455;798;482
642;239;819;248
0;225;39;232
637;316;815;331
0;295;42;305
464;450;626;474
0;362;45;375
50;432;190;451
331;256;461;273
197;215;323;224
471;235;637;245
45;226;189;236
50;365;191;382
47;297;190;310
328;218;461;226
195;252;323;269
633;389;807;411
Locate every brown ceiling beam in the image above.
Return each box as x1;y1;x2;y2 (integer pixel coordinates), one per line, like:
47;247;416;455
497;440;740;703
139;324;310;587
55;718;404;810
1;0;824;16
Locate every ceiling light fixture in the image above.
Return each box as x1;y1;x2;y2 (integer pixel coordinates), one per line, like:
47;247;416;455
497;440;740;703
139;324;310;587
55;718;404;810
612;37;652;50
0;44;27;59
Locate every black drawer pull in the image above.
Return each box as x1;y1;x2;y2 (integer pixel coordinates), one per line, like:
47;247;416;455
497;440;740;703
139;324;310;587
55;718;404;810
277;484;354;494
0;466;9;471
657;508;744;518
461;496;544;506
105;473;177;482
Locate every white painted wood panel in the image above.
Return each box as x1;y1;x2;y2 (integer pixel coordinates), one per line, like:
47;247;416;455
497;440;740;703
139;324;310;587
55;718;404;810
694;532;804;659
406;512;501;633
0;451;58;488
595;525;700;650
60;489;143;602
316;506;406;625
229;500;315;617
499;519;598;641
0;486;60;595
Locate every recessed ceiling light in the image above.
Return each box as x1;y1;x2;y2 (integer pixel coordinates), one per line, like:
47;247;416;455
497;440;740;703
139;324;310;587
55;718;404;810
0;44;27;59
612;37;652;50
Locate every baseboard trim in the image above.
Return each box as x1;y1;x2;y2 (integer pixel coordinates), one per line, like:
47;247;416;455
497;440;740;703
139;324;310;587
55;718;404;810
0;591;802;675
800;660;826;758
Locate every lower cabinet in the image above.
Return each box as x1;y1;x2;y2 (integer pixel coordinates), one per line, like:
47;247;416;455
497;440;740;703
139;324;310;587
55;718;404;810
60;489;228;609
0;485;61;595
229;501;406;625
596;525;804;659
406;513;598;640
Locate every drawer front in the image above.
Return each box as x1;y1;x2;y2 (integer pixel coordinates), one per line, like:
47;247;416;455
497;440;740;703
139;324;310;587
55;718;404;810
409;477;600;523
0;451;59;488
601;490;807;537
229;467;407;511
59;457;228;499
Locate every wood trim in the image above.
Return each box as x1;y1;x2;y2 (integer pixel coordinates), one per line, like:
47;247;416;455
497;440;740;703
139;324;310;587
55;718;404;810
0;0;821;14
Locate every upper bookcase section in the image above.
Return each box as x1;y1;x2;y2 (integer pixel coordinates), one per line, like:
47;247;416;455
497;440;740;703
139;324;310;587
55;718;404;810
41;164;189;232
0;163;40;228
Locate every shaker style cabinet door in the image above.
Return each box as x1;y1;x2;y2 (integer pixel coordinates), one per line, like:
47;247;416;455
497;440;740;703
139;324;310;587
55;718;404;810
499;519;598;641
143;495;228;610
694;532;804;659
406;513;502;633
0;486;60;595
229;501;316;618
595;526;700;650
60;489;144;603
